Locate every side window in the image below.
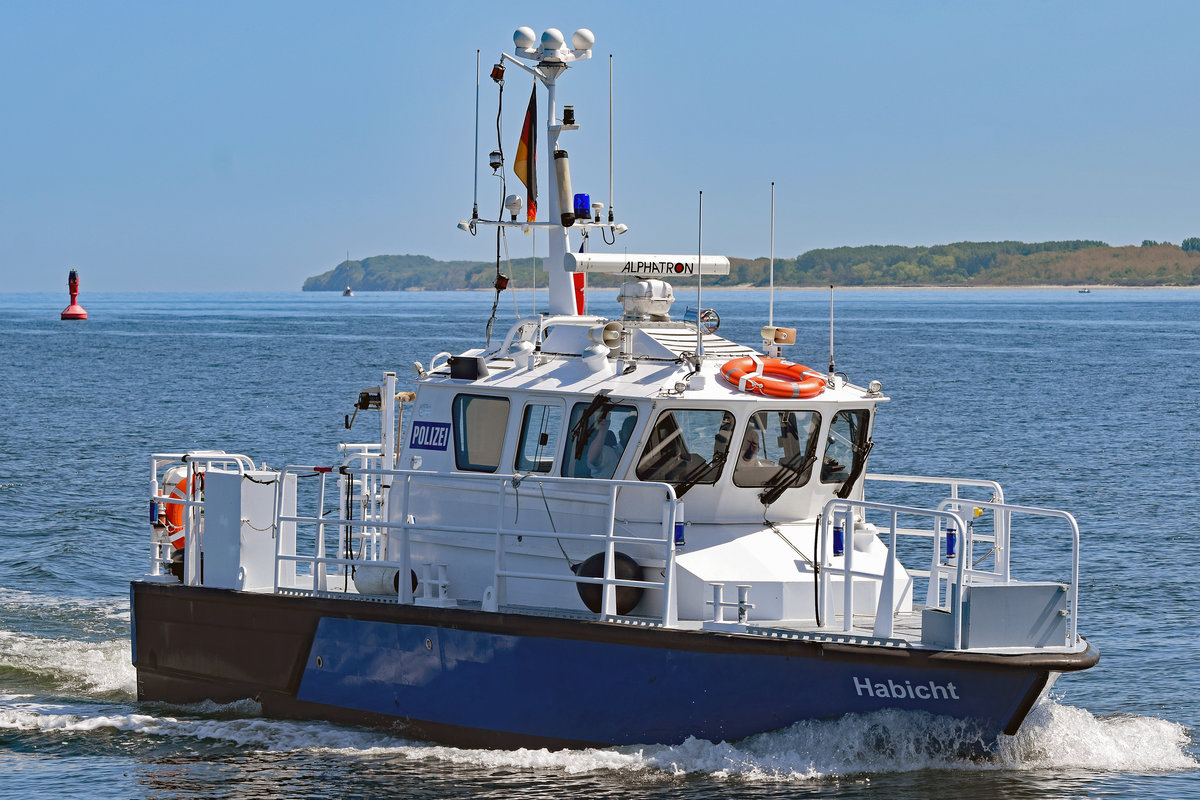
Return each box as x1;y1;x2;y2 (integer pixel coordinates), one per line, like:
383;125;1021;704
451;394;510;472
733;410;821;487
821;409;871;484
562;402;638;479
636;409;735;485
515;404;563;473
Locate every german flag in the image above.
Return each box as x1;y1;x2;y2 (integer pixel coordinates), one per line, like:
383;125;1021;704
514;85;537;222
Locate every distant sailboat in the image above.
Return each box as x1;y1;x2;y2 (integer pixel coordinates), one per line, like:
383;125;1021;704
343;251;354;295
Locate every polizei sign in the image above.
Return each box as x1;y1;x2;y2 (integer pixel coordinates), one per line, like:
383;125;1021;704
564;252;731;276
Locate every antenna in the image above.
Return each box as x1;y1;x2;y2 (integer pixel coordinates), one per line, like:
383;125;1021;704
608;54;614;224
696;190;705;358
472;50;480;221
829;284;836;379
769;181;775;326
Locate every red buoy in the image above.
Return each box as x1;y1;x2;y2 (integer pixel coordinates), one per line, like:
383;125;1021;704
61;269;88;320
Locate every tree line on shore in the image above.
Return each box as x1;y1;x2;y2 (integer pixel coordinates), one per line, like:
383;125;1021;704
302;239;1200;291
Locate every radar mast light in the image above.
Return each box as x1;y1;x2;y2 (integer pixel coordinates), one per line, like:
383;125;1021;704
513;27;537;50
505;194;524;221
511;27;595;64
541;28;566;61
571;28;595;51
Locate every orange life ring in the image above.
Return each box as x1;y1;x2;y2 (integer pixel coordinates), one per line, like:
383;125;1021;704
720;356;827;399
163;475;203;549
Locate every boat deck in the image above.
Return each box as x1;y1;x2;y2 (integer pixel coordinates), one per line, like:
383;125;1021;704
279;580;930;649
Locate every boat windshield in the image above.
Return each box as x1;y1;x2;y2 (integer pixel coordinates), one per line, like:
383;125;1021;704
821;409;872;487
733;410;821;488
563;402;638;479
635;409;735;489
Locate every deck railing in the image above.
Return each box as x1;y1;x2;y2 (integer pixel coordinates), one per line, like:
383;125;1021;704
148;451;255;583
145;457;1078;649
826;476;1081;649
271;465;684;627
820;499;967;642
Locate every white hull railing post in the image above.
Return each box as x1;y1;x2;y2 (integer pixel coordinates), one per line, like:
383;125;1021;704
601;482;618;617
661;495;679;627
315;471;328;591
841;506;854;632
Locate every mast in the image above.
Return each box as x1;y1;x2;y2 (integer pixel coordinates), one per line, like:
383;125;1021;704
544;64;572;315
503;27;594;316
461;27;628;318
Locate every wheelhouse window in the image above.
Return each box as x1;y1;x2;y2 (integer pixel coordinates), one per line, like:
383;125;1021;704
563;401;638;479
515;403;563;474
733;410;821;488
821;409;872;486
451;394;510;472
636;409;735;487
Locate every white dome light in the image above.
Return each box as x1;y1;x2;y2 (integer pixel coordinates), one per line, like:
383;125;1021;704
571;28;595;51
513;27;536;49
541;28;565;50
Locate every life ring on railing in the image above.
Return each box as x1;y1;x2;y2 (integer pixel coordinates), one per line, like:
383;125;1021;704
163;474;203;550
720;356;827;399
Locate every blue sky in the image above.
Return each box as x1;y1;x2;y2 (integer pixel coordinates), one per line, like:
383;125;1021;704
2;1;1197;292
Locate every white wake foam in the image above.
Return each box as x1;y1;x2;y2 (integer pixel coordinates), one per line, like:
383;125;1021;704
0;630;136;697
0;588;129;621
351;699;1198;780
0;692;1192;780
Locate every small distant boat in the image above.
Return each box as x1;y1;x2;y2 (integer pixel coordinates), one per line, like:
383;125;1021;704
343;285;354;296
1078;288;1091;294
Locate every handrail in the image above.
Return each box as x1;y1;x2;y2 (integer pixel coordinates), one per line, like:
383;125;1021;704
148;451;256;582
273;465;682;626
937;499;1080;647
865;473;1010;581
865;473;1005;504
821;498;967;646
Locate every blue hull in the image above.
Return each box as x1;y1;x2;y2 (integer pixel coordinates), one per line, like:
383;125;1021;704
131;582;1098;747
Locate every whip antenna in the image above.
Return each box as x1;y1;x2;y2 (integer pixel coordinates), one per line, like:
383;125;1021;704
472;50;480;221
769;181;775;326
696;190;705;358
608;54;615;224
829;284;836;379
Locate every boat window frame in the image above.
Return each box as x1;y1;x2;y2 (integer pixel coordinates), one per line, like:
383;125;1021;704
450;393;511;473
820;408;872;486
634;407;736;486
732;409;823;489
513;401;566;474
561;400;639;479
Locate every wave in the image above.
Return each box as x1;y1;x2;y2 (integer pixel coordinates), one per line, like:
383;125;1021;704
0;630;136;698
0;588;129;622
0;696;1192;779
372;700;1197;780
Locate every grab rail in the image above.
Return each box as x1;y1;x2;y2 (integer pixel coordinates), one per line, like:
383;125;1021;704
821;499;967;645
937;499;1080;647
273;465;682;627
147;451;256;582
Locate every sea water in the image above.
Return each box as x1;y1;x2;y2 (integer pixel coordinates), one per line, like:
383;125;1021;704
0;288;1197;799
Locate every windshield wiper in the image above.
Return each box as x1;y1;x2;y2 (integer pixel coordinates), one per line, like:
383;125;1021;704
673;450;727;499
835;439;874;499
758;450;817;507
